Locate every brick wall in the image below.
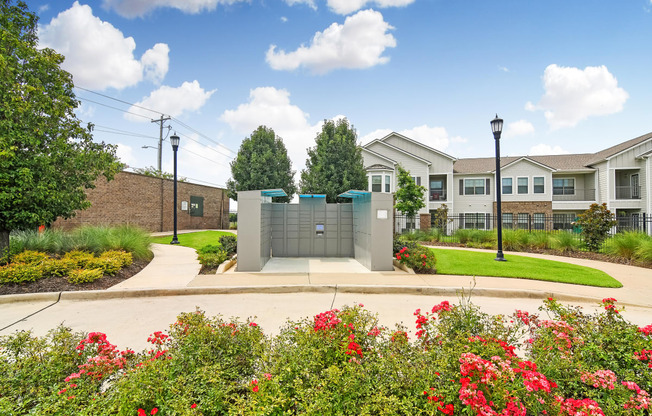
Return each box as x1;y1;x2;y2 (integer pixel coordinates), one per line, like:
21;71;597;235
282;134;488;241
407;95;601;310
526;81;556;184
493;201;553;217
53;171;229;232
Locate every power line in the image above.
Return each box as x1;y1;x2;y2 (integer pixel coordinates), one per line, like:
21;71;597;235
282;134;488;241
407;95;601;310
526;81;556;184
77;96;152;120
174;131;234;160
75;86;162;116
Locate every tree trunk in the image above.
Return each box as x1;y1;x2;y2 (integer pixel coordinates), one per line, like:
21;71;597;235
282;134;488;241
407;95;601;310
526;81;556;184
0;229;9;260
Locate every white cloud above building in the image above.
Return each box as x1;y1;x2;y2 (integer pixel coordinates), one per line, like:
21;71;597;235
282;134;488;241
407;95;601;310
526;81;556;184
266;9;396;74
101;0;247;18
125;81;216;121
38;2;169;90
528;64;629;130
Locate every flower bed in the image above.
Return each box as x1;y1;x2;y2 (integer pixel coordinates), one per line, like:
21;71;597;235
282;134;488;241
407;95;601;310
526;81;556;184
1;299;650;415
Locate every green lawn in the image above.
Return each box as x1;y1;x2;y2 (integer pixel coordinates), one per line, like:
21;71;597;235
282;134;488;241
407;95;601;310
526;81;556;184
430;248;622;288
150;231;235;251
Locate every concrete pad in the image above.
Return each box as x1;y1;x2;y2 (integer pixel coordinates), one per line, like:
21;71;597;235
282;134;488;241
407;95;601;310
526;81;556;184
187;274;310;287
309;273;430;286
260;257;371;274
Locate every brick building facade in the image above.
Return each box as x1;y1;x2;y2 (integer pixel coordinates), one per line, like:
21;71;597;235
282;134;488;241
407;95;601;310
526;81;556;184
53;171;229;232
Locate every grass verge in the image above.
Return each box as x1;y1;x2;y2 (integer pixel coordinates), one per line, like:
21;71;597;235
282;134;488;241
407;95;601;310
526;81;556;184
150;231;235;251
430;247;622;288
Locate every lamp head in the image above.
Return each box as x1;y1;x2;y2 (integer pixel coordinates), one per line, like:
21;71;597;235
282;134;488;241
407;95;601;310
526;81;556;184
490;114;503;136
170;133;180;150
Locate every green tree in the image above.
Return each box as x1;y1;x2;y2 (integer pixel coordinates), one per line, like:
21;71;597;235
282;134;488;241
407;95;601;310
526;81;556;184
226;126;296;203
0;0;121;256
299;118;367;203
575;203;617;252
394;164;426;217
132;166;186;182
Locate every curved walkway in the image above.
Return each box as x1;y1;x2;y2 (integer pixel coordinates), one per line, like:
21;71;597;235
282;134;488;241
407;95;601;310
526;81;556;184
1;244;650;352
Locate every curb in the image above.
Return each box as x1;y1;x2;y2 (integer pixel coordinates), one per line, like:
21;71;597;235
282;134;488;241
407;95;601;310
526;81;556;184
2;285;650;309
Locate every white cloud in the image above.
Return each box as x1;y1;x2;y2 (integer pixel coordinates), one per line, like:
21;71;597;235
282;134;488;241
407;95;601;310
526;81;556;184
503;120;535;139
101;0;247;18
498;66;509;72
163;134;233;189
360;125;466;151
283;0;316;10
220;87;327;170
326;0;415;15
38;4;50;13
38;2;169;90
116;143;138;166
266;9;396;74
125;81;216;121
529;144;570;155
530;64;629;130
281;16;288;22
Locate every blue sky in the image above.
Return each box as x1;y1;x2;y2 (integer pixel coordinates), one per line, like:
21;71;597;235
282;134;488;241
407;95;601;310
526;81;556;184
25;0;652;191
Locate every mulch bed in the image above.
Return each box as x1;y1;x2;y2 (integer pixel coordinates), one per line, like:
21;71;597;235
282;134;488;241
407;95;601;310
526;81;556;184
423;242;652;270
0;259;151;296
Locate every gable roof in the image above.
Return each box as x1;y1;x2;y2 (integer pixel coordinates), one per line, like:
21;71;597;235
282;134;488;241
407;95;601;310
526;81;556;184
495;156;555;172
378;132;456;161
454;153;596;174
586;132;652;165
366;164;393;170
365;139;432;165
361;147;396;165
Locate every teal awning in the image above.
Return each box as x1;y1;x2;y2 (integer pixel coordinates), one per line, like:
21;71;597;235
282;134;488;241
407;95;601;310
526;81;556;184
337;190;370;199
261;189;287;197
299;194;326;198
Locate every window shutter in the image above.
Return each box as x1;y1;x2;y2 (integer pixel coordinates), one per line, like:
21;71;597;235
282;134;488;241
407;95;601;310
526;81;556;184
459;213;464;229
486;179;491;195
486;213;491;230
459;179;463;195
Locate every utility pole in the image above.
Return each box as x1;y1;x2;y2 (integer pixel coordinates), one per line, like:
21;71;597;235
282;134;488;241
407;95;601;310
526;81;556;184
151;115;171;171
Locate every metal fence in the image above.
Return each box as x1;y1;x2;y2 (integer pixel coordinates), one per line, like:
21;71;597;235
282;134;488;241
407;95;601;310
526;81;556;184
394;212;652;239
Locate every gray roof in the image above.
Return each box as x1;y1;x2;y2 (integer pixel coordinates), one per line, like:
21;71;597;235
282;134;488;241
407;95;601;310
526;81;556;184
453;132;652;174
586;131;652;165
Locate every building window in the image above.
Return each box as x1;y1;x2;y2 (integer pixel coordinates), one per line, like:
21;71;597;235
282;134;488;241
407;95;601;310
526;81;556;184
533;213;545;230
502;213;513;229
553;178;575;195
430;178;444;200
464;179;485;195
463;213;486;230
385;175;391;193
371;175;382;192
502;177;512;194
553;213;575;230
411;176;422;186
517;177;528;194
517;213;529;229
533;177;545;194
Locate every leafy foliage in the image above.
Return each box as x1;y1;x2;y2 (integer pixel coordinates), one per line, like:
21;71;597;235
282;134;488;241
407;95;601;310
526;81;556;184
131;166;186;182
218;234;237;256
394;164;426;217
576;203;617;251
0;0;122;255
394;243;436;273
226;126;296;202
66;268;104;284
299;118;367;203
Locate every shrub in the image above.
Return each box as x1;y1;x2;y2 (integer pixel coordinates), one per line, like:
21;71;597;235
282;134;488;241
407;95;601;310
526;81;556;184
85;257;122;276
454;228;474;244
62;250;95;268
575;203;617;252
11;250;49;265
99;250;133;267
66;268;104;284
198;251;228;268
218;234;237;255
197;244;222;255
0;263;44;284
42;258;78;277
395;244;436;273
529;231;551;250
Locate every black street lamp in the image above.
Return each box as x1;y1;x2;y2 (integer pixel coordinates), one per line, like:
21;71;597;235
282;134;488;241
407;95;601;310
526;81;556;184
170;133;180;245
491;115;506;261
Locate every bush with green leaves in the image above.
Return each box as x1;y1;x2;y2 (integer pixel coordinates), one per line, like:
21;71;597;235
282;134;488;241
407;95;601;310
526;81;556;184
197;245;228;268
1;301;651;415
218;234;237;256
62;250;95;268
394;244;436;273
604;231;651;262
576;203;617;252
550;231;581;252
66;268;104;284
0;263;44;284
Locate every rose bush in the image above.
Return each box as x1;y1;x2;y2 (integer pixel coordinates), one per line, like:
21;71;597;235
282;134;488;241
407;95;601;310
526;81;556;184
0;299;650;415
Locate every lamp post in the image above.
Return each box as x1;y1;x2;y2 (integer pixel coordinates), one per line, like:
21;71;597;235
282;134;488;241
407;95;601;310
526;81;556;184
170;133;180;245
491;115;506;261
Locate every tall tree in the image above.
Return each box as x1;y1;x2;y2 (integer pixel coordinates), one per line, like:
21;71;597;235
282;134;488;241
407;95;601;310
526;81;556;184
299;118;367;203
226;126;296;203
394;164;426;217
0;0;121;256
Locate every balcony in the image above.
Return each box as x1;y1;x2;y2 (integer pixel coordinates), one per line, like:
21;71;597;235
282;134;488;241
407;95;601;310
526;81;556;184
429;189;447;201
616;186;641;200
552;188;595;201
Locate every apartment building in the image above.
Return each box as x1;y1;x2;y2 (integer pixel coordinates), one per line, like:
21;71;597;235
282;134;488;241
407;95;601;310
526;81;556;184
361;131;652;232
